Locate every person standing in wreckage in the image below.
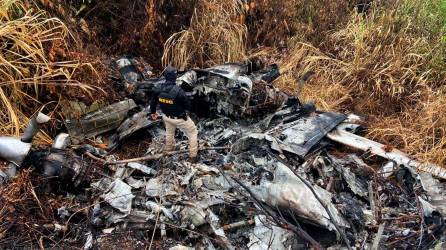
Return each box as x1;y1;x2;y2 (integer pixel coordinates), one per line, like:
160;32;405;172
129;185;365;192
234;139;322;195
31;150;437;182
149;66;199;163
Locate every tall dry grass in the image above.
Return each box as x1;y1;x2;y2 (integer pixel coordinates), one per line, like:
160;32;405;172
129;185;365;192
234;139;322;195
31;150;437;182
367;88;446;165
276;0;446;165
0;0;96;141
162;0;247;69
244;0;350;47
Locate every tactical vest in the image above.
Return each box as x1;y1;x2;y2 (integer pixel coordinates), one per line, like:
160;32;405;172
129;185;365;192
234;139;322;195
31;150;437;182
158;85;180;106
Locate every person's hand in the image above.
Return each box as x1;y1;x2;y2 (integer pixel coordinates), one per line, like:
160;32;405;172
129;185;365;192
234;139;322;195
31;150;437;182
151;113;158;120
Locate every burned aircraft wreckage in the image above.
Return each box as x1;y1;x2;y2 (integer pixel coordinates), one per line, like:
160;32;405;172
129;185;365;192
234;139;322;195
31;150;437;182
1;56;446;249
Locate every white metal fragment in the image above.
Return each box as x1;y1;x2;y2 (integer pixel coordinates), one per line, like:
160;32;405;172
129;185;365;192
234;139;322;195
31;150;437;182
418;197;436;217
145;177;162;197
248;215;295;250
207;209;234;249
127;162;157;175
102;228;115;234
194;163;219;175
381;161;396;178
418;172;446;215
168;245;195;250
83;231;93;250
181;168;198;186
101;179;135;214
145;201;175;221
250;162;348;231
125;176;146;189
180;205;206;227
327;125;446;180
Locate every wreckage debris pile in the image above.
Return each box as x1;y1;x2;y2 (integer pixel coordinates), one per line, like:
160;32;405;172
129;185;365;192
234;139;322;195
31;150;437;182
1;60;446;249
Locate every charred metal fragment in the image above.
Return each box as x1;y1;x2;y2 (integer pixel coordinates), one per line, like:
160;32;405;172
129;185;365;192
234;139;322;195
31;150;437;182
235;112;345;158
35;133;93;187
259;98;315;130
65;99;137;143
115;57;143;83
111;59;287;119
250;162;348;231
43;153;90;187
108;109;162;150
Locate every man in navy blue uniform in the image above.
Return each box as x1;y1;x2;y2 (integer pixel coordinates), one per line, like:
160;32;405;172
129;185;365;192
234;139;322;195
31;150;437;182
150;66;198;163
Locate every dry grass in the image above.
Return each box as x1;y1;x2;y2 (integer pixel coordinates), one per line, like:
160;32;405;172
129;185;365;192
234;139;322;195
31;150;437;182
245;0;350;47
276;1;446;165
368;88;446;165
0;170;48;245
0;170;32;243
162;0;247;69
278;10;439;112
0;0;97;141
0;169;76;248
275;43;354;111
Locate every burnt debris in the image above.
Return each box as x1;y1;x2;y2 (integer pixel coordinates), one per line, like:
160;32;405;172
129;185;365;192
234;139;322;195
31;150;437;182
1;58;446;249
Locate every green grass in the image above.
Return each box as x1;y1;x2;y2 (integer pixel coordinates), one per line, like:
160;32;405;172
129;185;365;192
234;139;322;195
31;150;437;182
403;0;446;76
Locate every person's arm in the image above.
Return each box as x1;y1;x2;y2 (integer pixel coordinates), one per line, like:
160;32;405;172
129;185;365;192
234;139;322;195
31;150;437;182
150;92;158;114
149;88;160;120
179;89;191;111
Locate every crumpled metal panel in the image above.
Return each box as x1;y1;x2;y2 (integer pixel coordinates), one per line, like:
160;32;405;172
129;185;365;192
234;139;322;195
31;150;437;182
193;72;252;117
65;99;136;143
327;123;446;180
102;179;135;214
115;57;142;83
234;112;345;158
251;162;349;231
248;215;296;250
192;64;285;118
203;63;249;80
176;64;254;118
267;112;346;157
176;70;197;87
108;109;161;150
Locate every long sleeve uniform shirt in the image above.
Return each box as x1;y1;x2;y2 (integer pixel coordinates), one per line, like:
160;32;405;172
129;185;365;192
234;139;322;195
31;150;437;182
150;81;191;118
